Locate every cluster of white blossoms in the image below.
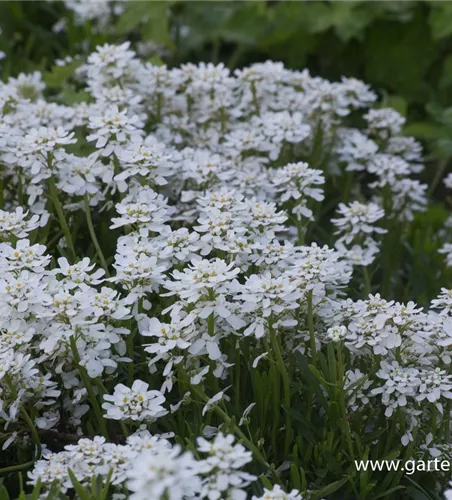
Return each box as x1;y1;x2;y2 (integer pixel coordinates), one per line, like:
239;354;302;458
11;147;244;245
102;380;167;422
55;0;126;32
0;42;452;498
331;201;387;266
440;173;452;267
29;431;259;500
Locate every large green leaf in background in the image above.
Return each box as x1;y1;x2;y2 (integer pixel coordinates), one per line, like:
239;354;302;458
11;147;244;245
429;1;452;40
117;0;174;49
364;8;436;103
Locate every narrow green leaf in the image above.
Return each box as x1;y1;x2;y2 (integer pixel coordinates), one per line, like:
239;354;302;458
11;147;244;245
295;352;328;408
68;469;91;500
0;485;9;500
310;476;349;500
373;485;406;499
282;405;320;443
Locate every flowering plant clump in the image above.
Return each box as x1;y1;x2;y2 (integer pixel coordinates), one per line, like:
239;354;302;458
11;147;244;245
0;42;451;500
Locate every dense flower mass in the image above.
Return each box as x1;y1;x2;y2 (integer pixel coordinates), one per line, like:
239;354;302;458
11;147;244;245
0;41;451;500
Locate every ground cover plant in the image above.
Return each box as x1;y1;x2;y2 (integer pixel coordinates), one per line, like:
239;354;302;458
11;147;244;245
4;0;452;178
1;7;452;500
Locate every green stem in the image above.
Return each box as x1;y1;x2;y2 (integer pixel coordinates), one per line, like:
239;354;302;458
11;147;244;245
334;357;355;462
235;349;241;410
84;194;110;277
0;458;37;474
18;169;24;206
383;416;397;456
20;406;42;458
269;325;292;458
362;266;371;297
126;329;135;386
307;291;317;367
296;217;304;246
0;169;4;209
0;407;44;474
431;404;438;439
208;313;215;336
227;46;244;70
428;158;449;197
342;170;354;204
251;82;260;116
191;385;275;477
69;336;108;438
336;341;345;381
48;175;76;262
211;37;220;64
156;93;163;123
446;401;451;442
120;421;130;438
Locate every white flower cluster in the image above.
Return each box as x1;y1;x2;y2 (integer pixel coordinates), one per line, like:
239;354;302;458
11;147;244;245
102;380;167;422
29;431;258;500
271;162;325;223
0;217;133;431
1;42;451;498
372;362;452;417
59;0;125;31
253;485;304;500
320;291;452;438
440;174;452;267
332;201;387;266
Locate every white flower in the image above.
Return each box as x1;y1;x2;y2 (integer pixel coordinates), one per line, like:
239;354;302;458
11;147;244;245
335;128;378;172
202;388;231;416
331;201;387;245
445;173;452;190
54;257;105;288
272;162;325;220
197;433;256;499
431;288;452;315
416;368;452;408
345;369;372;411
164;258;240;306
127;445;204;500
367;154;411;187
28;432;166;492
371;361;420;417
87;105;143;156
235;273;301;338
252;485;304;499
326;325;347;342
342;294;423;356
0;208;48;239
364;108;405;140
103;380;167;421
110;187;172;233
24;126;76;154
334;239;380;267
114;140;174;191
0;44;445;498
78;286;132;320
63;0;116;27
7;71;45;99
0;239;50;272
440;242;452;268
0;319;35;352
141;316;194;355
386;136;423;171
